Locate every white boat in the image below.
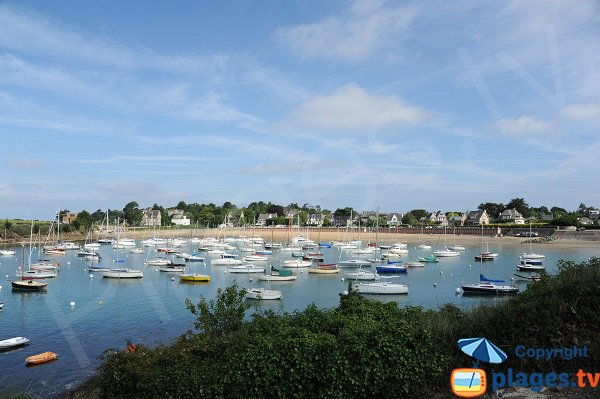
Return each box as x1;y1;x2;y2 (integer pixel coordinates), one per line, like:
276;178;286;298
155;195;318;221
461;274;519;294
16;269;57;279
448;245;465;251
29;261;60;271
257;274;297;281
146;258;171;266
0;249;16;256
227;265;265;273
0;302;3;310
338;259;371;267
417;244;431;250
516;262;545;272
281;260;312;268
433;248;460;257
280;246;303;252
343;270;377;280
351;248;375;255
84;242;101;251
212;258;243;266
185;254;205;262
307;264;339;274
158;264;185;272
114;238;136;248
353;282;408;295
243;255;269;262
0;336;30;350
245;288;282;300
390;247;409;255
521;253;545;260
404;261;425;267
101;268;143;279
129;247;145;254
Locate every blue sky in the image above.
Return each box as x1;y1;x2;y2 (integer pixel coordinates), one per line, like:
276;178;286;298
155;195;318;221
1;1;599;219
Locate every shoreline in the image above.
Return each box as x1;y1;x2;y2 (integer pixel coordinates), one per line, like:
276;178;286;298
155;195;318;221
4;227;599;251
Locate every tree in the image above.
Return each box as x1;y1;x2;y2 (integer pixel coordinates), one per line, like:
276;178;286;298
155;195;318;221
402;213;418;226
408;209;429;221
506;198;530;218
550;206;568;218
334;207;354;218
74;210;92;231
3;219;12;231
478;202;505;219
185;282;250;336
266;204;284;216
176;201;187;210
123;201;143;226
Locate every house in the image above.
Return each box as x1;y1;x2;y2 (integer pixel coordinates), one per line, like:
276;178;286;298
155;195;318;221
386;213;403;227
61;213;78;224
579;217;593;226
465;210;490;225
307;213;324;227
141;209;162;227
359;211;378;225
256;213;278;227
540;213;553;222
588;209;600;221
167;209;191;226
499;208;525;224
429;211;448;227
332;214;353;227
448;214;466;227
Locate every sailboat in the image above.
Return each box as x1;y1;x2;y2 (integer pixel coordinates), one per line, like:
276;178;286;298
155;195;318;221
417;227;432;250
12;222;48;291
433;227;460;257
257;265;297;281
0;228;16;256
353;281;408;295
521;222;545;260
460;236;517;295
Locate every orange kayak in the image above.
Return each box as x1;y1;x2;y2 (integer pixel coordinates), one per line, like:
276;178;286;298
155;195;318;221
26;351;57;365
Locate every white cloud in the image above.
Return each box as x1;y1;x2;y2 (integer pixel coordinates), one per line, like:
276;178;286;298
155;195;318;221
495;116;550;136
561;103;600;121
275;0;418;62
283;84;429;133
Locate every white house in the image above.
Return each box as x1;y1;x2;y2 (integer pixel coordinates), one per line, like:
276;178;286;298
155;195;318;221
499;208;525;224
386;213;403;227
168;209;190;226
429;211;448;227
256;213;278;226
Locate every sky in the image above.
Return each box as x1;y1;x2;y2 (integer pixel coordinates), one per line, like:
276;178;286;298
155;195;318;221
0;0;599;219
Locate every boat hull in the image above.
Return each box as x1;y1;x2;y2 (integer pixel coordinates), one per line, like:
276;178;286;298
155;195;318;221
353;282;408;295
245;288;282;300
11;280;47;291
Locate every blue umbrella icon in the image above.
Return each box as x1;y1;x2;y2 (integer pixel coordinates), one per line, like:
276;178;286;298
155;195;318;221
458;337;507;366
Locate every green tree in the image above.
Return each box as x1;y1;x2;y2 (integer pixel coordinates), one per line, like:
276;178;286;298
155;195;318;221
478;202;505;219
402;213;418;226
550;206;568;218
176;201;187;211
3;219;12;231
185;282;250;336
123;201;143;226
408;209;429;221
506;198;530;218
74;210;92;232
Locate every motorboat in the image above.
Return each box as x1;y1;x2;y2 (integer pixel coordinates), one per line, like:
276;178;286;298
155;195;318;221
403;261;425;267
343;270;377;280
433;248;460;257
461;275;518;295
516;262;545;272
282;260;312;268
0;337;30;350
474;252;496;261
417;256;439;263
101;268;143;279
245;288;282;300
227;265;265;274
26;351;57;365
179;273;211;282
353;282;408;295
338;259;371;267
0;249;16;256
257;266;297;281
158;264;185;272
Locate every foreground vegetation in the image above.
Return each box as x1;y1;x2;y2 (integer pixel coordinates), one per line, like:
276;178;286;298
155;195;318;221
59;257;600;399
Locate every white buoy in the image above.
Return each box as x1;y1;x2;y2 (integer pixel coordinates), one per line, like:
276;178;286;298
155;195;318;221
440;271;443;275
171;277;175;281
4;275;8;279
341;277;345;282
67;261;70;265
511;277;515;281
450;273;453;277
433;283;437;287
70;301;76;307
249;277;253;282
89;274;93;278
343;290;349;296
455;287;461;294
99;300;103;305
0;285;2;290
469;265;472;268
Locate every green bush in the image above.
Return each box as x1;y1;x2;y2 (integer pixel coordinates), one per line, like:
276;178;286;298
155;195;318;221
90;258;600;398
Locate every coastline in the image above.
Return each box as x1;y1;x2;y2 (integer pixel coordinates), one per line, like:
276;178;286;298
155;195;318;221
5;227;599;250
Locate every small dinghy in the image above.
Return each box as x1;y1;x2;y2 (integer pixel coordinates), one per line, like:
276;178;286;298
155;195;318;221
26;351;57;365
0;336;29;351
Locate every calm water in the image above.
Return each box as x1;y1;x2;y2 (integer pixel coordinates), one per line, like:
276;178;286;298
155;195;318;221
0;239;598;397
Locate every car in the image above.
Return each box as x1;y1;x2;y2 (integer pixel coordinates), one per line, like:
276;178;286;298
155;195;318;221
577;227;586;231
